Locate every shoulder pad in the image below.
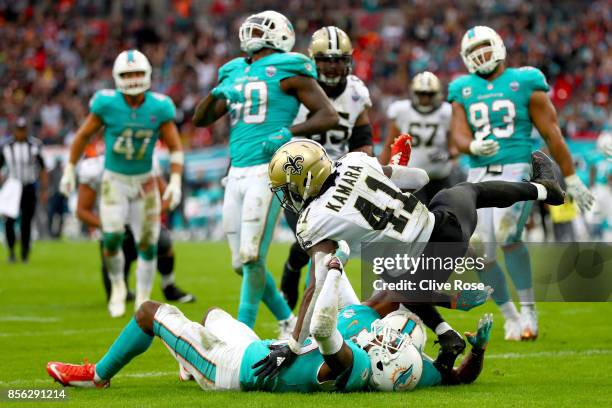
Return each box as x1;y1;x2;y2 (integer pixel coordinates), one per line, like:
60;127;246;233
269;52;317;79
386;100;410;119
347;75;371;105
515;66;549;92
218;58;248;83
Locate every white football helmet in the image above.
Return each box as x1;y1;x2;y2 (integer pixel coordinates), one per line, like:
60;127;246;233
239;10;295;54
367;321;423;391
112;50;152;95
460;26;506;75
379;309;427;352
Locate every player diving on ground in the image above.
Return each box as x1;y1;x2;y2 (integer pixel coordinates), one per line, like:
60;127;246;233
251;138;566;378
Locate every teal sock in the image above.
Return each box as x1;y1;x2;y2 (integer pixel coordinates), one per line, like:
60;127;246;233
477;262;511;305
262;268;291;321
504;243;532;291
95;318;153;380
237;260;266;328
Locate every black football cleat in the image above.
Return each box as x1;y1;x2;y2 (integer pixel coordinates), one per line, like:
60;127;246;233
163;284;196;303
530;151;565;205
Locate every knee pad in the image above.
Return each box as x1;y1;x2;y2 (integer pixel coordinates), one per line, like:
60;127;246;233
157;227;172;255
103;232;125;253
138;243;158;261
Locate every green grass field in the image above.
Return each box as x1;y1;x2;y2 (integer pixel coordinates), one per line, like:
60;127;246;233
1;241;611;407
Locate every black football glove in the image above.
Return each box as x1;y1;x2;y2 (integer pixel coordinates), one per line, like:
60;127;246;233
251;343;297;380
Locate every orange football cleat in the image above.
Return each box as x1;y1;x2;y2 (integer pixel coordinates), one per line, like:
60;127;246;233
46;361;109;388
389;134;413;166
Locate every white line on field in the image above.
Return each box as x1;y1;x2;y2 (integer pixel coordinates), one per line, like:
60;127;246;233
2;349;611;387
0;327;117;338
0;316;61;323
486;349;612;359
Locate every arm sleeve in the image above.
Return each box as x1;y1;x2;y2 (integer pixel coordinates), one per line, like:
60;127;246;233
348;124;373;151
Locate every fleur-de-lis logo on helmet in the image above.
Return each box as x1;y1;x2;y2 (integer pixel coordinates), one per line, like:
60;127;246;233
283;155;304;175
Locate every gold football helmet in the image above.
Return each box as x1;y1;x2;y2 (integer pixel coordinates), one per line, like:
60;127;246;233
308;26;353;86
269;140;333;213
410;71;443;113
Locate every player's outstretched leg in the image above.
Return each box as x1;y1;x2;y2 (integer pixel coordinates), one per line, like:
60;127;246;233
503;243;538;340
47;301;159;387
135;246;157;310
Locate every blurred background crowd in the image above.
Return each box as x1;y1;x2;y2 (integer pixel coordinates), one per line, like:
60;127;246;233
0;0;610;241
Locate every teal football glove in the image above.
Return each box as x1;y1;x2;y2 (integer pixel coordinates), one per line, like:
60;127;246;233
262;127;293;156
451;286;493;311
211;85;244;103
465;313;493;350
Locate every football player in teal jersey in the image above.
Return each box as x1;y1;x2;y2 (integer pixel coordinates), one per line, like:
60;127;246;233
449;26;594;340
46;256;422;393
59;50;184;318
192;11;338;336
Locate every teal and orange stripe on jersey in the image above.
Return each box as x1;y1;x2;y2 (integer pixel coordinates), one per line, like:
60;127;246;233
153;319;217;384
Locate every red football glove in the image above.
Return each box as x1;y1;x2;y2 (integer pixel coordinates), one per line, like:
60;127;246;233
389;134;413;166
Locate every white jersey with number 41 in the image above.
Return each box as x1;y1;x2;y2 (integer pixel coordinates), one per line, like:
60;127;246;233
296;153;435;256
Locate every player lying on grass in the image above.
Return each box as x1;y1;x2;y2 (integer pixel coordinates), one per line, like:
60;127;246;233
47;256;425;392
255;139;565;378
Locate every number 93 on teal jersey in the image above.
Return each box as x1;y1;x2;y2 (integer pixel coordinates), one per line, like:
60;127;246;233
89;89;176;175
217;52;317;168
448;67;549;168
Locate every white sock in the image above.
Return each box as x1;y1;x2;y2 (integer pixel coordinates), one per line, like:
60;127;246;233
105;252;125;285
530;182;548;200
136;257;156;296
517;288;535;306
499;301;520;320
161;272;175;289
434;322;453;336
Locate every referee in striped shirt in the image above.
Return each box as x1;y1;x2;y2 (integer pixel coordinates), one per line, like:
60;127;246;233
0;117;48;263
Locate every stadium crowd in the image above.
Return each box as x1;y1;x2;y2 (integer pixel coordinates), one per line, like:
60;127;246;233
0;0;609;149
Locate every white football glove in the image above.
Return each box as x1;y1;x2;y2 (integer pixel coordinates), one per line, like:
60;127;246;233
469;139;500;157
163;173;182;211
59;163;76;197
564;174;594;213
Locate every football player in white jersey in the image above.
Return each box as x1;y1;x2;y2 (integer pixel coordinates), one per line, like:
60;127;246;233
280;26;375;309
381;71;456;204
251;139;566;378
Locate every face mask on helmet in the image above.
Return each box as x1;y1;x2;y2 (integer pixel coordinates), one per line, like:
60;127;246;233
112;50;152;95
239;11;295;55
461;26;507;75
314;55;352;86
366;322;424;391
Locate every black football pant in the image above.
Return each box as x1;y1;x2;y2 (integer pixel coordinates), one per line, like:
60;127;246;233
5;183;37;260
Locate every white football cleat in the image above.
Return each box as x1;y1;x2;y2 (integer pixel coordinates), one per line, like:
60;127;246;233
504;317;522;341
520;306;538;341
108;281;127;318
278;315;297;340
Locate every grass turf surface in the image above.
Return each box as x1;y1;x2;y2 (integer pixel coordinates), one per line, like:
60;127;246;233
1;241;611;407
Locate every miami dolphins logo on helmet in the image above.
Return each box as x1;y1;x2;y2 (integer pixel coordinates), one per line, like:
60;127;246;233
283;155;304;175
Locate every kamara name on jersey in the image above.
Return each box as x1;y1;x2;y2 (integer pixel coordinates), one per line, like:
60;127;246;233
325;165;363;212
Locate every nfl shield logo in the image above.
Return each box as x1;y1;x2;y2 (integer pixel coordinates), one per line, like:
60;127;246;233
462;87;472;97
352;93;360;101
266;66;277;77
510;81;520;91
